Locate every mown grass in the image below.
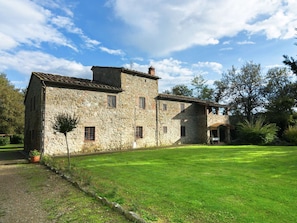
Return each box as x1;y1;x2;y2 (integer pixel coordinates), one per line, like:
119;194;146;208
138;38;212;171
53;145;297;222
21;164;128;222
0;144;23;151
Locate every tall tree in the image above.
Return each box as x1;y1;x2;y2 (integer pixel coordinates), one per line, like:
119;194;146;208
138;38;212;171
52;113;79;169
171;84;193;97
263;67;296;135
217;62;264;121
0;74;24;134
191;74;214;100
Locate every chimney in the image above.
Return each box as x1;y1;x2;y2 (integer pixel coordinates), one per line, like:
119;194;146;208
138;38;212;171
148;66;155;76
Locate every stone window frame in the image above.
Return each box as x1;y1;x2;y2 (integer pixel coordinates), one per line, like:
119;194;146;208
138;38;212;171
107;95;116;108
163;126;168;134
135;126;143;138
139;97;146;109
85;127;95;141
163;103;167;111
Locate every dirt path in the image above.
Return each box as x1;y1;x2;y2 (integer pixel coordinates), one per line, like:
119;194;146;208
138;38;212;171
0;164;49;223
0;151;128;223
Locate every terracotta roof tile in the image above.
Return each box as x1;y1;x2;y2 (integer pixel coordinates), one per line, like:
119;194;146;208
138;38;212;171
32;72;122;93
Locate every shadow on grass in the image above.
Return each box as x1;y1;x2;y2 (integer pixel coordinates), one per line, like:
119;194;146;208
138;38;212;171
0;144;27;163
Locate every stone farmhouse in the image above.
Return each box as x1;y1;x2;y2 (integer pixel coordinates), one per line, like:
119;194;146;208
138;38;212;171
24;66;230;155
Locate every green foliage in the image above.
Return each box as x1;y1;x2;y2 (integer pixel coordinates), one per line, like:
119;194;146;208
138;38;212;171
10;134;24;144
52;113;79;136
219;62;264;121
0;137;10;146
0;74;24;134
283;126;297;145
191;74;214;100
29;149;41;157
237;118;278;144
171;84;193;96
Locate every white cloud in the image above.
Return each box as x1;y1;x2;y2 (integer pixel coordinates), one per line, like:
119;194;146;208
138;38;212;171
237;41;256;45
99;46;125;56
108;0;297;56
0;0;99;51
123;58;223;92
0;50;92;80
193;62;223;74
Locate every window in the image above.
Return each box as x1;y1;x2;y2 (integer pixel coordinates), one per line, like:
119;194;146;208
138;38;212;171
180;103;185;113
181;126;186;137
107;95;116;108
139;97;146;109
163;126;168;134
85;127;95;141
163;104;167;111
135;126;143;138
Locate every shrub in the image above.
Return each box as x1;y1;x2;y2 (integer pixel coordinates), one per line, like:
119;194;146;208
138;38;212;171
10;134;24;144
0;137;10;146
283;126;297;145
237;118;278;145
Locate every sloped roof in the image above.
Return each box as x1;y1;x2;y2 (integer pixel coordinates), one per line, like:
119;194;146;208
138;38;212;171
32;72;122;93
157;93;228;107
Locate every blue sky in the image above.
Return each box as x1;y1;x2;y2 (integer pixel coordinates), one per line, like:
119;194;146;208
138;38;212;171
1;0;297;92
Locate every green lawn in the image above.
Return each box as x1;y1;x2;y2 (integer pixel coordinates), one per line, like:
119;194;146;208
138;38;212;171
0;144;23;151
54;145;297;223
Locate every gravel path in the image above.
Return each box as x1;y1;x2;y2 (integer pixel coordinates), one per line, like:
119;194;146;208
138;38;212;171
0;151;128;223
0;164;49;223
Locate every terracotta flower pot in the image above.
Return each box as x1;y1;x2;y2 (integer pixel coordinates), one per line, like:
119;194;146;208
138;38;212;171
30;155;40;163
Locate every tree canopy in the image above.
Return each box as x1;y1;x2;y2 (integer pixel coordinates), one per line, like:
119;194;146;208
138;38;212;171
0;74;24;134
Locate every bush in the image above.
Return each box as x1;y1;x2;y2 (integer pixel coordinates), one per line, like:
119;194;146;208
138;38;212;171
237;118;278;145
0;137;10;146
10;134;24;144
283;126;297;145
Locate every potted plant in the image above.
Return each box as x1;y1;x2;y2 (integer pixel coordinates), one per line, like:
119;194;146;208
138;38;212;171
29;149;41;163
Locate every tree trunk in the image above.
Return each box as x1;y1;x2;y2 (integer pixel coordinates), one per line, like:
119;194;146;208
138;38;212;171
64;133;70;169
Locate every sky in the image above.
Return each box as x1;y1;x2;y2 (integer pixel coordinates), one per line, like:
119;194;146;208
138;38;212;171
1;0;297;92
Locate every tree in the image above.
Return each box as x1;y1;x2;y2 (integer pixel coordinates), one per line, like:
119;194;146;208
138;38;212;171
52;113;79;169
217;62;264;122
191;74;214;100
283;55;297;75
262;67;295;135
0;74;24;134
171;84;193;97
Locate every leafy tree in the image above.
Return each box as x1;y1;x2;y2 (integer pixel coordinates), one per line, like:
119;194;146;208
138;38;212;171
0;74;24;134
191;74;214;100
283;55;297;75
217;62;264;121
52;113;79;169
237;118;278;145
262;67;295;136
171;84;193;97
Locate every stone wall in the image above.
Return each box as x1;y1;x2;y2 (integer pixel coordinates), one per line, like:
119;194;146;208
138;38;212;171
42;70;159;155
24;75;44;153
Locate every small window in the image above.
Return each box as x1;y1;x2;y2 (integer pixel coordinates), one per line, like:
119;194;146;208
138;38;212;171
181;126;186;137
85;127;95;141
136;126;143;138
139;97;146;109
163;126;168;133
180;103;185;113
107;95;116;108
163;104;167;111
